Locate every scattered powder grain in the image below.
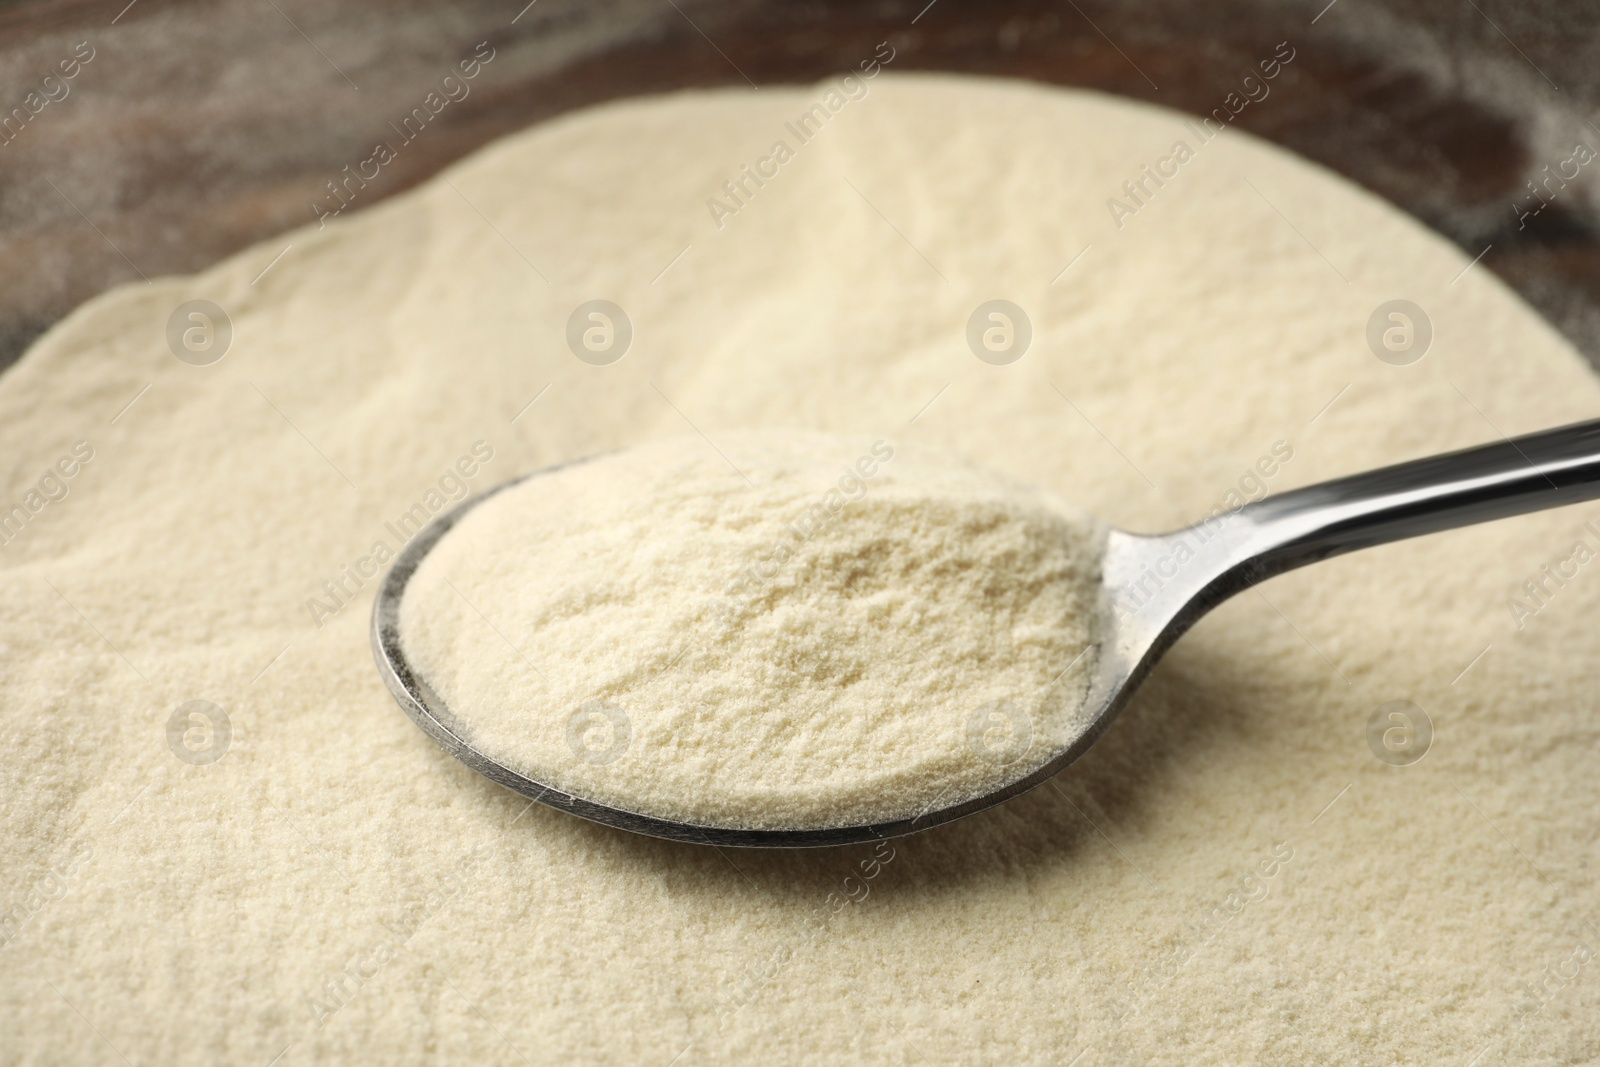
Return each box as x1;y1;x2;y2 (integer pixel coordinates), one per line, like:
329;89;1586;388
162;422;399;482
398;432;1103;830
2;75;1598;1065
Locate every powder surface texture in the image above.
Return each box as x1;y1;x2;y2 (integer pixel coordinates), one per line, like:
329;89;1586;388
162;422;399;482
398;432;1103;830
3;75;1599;1066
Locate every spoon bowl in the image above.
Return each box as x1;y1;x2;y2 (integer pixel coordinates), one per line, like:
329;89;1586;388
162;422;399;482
373;419;1600;847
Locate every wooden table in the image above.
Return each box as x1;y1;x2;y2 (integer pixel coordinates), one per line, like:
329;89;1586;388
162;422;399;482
2;0;1596;371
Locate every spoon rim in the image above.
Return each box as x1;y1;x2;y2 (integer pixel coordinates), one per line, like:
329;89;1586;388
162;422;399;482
370;461;1127;848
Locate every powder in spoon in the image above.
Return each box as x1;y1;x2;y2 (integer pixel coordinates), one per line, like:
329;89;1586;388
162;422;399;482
397;431;1104;830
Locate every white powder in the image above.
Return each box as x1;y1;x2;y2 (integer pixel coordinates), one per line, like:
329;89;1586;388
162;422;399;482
4;75;1599;1065
397;432;1103;830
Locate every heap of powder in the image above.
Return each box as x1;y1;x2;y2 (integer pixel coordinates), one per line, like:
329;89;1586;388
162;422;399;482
4;75;1599;1065
398;432;1103;830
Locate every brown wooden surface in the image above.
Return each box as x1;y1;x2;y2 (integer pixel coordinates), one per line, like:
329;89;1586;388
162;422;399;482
1;0;1597;373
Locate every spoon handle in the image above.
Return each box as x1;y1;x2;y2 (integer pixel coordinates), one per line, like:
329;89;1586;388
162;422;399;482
1233;417;1600;582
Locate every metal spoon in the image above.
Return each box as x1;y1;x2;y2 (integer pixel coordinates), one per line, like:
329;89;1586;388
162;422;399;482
372;418;1600;848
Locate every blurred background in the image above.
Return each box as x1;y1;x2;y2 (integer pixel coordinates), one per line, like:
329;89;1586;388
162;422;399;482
1;0;1596;373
